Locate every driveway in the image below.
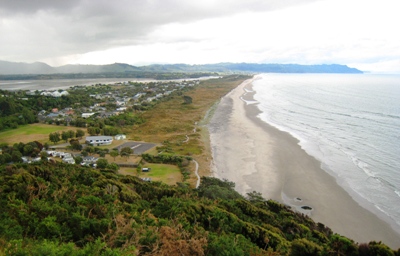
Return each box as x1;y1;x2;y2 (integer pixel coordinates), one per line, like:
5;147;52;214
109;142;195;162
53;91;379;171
114;142;157;155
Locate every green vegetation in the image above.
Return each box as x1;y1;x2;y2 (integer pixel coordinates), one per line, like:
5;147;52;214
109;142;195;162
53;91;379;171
0;163;397;255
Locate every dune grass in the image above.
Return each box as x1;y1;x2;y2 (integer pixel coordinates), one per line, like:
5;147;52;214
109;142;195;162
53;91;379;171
126;75;251;180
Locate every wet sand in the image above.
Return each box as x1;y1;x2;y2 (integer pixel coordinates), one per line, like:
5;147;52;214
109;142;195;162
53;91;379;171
208;77;400;248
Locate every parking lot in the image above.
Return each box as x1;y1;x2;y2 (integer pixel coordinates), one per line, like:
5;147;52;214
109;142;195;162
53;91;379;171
114;142;157;155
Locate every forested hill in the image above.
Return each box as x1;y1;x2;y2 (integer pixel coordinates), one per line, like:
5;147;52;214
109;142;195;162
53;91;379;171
0;60;362;76
0;162;397;255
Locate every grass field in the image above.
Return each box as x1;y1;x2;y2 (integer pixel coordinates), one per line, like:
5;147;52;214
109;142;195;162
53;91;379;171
119;163;181;185
0;123;73;144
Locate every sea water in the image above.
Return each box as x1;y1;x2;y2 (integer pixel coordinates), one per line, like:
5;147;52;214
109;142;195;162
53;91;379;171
252;73;400;231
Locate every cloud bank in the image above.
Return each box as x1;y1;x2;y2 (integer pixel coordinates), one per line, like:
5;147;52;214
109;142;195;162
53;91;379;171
0;0;399;73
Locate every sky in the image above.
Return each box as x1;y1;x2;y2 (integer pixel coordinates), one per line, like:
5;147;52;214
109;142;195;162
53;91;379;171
0;0;399;73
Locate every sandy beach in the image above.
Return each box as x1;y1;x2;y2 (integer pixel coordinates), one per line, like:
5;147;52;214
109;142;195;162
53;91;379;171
208;77;400;248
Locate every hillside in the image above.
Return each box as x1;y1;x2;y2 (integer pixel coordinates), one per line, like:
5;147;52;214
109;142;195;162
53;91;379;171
0;60;363;76
1;162;397;255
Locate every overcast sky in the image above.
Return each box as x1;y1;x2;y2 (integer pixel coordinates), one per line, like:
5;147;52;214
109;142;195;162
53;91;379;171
1;0;399;73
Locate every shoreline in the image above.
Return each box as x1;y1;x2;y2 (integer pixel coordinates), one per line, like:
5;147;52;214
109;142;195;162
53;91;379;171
208;77;400;248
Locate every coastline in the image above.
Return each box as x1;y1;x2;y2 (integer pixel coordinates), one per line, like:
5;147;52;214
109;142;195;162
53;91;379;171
208;77;400;248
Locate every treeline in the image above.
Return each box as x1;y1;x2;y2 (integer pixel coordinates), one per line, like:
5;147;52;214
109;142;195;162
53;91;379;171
0;141;45;164
0;95;37;131
0;161;398;255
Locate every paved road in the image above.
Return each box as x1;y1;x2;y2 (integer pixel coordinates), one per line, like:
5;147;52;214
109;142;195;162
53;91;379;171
194;160;200;188
114;142;156;155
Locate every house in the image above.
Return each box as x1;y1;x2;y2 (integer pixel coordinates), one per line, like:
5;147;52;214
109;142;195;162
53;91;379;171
85;136;113;146
62;157;75;164
81;156;98;166
116;100;126;106
99;112;116;118
114;134;126;140
116;107;127;112
82;112;95;118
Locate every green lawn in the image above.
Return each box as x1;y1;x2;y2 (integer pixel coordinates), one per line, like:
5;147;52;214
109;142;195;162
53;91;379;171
120;163;182;185
0;124;72;144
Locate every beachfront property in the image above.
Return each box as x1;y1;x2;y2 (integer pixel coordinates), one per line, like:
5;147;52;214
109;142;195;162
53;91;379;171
85;136;113;146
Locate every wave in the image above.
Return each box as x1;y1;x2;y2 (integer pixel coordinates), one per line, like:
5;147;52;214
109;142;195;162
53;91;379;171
253;73;400;229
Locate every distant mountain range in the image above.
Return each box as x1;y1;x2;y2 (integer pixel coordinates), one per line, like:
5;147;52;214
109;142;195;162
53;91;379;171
0;60;363;75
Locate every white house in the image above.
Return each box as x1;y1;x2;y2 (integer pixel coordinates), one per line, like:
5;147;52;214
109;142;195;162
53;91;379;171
62;157;75;164
85;136;113;146
116;107;127;112
82;112;95;118
114;134;126;140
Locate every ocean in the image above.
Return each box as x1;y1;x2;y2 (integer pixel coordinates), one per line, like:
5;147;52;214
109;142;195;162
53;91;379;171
252;73;400;231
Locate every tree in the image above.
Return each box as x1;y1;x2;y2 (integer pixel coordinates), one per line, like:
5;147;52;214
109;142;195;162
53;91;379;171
94;127;101;135
290;238;323;256
11;150;23;163
110;150;119;161
67;130;75;139
76;129;85;139
75;118;86;128
61;131;69;142
87;127;96;136
74;156;83;165
96;158;108;169
40;151;49;162
85;146;95;155
183;95;192;104
70;139;82;151
49;132;61;144
108;163;119;172
2;153;12;163
120;147;133;161
23;144;34;156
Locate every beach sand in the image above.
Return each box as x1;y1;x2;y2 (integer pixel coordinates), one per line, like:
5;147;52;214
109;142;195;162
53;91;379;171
208;77;400;248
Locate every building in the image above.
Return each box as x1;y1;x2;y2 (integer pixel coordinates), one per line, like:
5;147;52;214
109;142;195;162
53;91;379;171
81;156;98;166
114;134;126;140
62;157;75;164
85;136;113;146
82;112;95;118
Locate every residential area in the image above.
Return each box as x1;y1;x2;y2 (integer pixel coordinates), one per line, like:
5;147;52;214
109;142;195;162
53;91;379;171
0;78;201;185
32;79;199;127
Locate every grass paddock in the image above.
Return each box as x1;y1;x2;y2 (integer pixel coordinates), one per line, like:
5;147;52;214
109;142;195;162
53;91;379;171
119;163;182;185
0;123;73;144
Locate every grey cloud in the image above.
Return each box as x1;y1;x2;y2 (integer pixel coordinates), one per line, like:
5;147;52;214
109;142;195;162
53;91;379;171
0;0;321;62
0;0;82;15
